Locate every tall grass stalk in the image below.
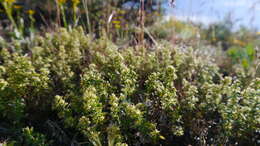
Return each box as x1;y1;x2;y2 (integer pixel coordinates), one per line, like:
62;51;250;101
139;0;145;46
56;0;67;28
1;1;18;30
60;5;67;28
72;0;80;26
83;0;92;34
27;10;35;30
55;0;61;27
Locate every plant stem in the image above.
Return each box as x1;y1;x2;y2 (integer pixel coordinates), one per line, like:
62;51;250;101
60;6;68;28
73;7;77;26
2;2;17;29
139;0;145;46
83;0;92;34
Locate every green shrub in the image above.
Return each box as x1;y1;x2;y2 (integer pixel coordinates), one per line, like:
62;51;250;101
21;127;50;146
227;44;256;69
0;28;259;145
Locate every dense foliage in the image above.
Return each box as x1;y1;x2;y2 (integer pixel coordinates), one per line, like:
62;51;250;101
0;28;259;145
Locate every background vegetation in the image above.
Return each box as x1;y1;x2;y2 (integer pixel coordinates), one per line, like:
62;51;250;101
0;0;259;145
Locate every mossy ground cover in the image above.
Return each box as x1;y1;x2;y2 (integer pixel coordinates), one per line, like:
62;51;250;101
0;28;259;145
0;0;259;145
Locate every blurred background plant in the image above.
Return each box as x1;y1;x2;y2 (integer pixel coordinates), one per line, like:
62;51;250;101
0;0;165;40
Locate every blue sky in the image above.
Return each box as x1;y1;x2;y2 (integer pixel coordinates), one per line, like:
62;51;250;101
165;0;260;30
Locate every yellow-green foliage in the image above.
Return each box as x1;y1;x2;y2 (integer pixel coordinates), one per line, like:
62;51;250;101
0;28;259;145
149;18;200;42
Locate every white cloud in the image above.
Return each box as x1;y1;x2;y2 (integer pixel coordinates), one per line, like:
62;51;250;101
222;0;249;7
222;0;260;9
165;0;260;29
253;4;260;11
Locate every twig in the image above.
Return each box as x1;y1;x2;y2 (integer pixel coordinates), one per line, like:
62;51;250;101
144;28;158;47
